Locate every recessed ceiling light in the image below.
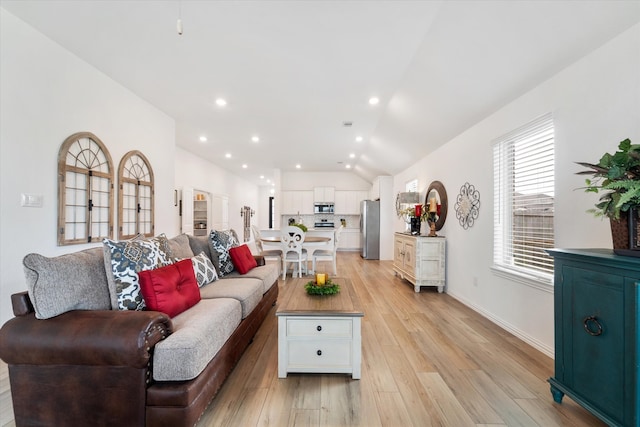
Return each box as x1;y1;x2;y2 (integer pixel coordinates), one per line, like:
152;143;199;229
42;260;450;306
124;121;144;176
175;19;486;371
225;153;231;158
251;136;259;143
260;175;264;179
242;164;248;169
346;164;352;169
199;136;207;142
270;188;275;194
267;179;271;183
355;136;363;142
349;153;356;158
369;97;379;105
296;164;301;169
215;98;227;107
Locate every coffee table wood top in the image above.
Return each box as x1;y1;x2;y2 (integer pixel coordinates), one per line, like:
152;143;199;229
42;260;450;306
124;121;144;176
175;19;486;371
276;277;364;317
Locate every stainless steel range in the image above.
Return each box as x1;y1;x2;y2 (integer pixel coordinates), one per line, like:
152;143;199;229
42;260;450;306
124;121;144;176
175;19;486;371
314;220;335;229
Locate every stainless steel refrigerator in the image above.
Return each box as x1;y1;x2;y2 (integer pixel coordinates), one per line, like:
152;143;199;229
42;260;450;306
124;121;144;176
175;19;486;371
360;200;380;259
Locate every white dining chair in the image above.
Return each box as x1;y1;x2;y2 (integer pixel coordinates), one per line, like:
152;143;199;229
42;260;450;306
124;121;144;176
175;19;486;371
281;226;308;279
251;225;283;265
312;225;343;276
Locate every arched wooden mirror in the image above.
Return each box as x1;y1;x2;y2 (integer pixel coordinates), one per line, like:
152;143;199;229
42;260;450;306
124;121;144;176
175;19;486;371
425;181;448;231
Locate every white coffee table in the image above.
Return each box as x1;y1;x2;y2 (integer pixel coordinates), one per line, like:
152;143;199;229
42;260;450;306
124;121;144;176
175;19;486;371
276;277;364;379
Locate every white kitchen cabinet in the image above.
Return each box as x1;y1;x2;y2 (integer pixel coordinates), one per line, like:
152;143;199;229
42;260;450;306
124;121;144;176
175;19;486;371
314;187;335;203
338;229;361;251
393;233;446;293
282;191;314;214
334;190;369;214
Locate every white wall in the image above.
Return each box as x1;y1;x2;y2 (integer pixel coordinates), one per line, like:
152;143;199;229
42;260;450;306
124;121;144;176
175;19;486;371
0;10;178;324
394;23;640;356
174;147;259;239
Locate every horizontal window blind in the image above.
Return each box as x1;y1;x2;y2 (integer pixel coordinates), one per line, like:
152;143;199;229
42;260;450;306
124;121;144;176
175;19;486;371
493;113;554;279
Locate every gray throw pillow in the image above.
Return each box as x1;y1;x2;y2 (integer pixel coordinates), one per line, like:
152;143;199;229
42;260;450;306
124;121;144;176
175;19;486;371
23;247;111;319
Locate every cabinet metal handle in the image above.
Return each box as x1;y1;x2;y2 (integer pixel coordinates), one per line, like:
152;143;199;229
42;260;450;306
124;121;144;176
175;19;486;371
317;325;322;332
317;350;322;356
583;316;603;336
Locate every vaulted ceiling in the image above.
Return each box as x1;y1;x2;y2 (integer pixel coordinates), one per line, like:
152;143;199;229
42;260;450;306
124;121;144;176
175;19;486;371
2;0;639;185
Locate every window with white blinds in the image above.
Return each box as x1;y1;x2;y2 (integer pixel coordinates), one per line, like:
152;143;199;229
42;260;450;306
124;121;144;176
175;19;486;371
493;113;555;281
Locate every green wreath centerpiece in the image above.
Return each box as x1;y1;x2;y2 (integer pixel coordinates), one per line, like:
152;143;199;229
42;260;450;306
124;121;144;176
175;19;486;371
305;278;340;295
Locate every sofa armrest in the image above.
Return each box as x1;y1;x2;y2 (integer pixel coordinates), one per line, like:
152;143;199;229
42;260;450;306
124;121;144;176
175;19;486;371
10;291;34;316
254;255;265;266
0;308;172;368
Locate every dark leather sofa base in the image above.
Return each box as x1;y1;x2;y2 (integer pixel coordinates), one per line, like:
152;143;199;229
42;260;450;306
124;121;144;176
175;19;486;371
145;281;278;427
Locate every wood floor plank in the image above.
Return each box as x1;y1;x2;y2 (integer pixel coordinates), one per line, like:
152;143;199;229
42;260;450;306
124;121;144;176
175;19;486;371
0;252;607;427
464;370;539;427
372;391;414;427
380;343;437;426
417;371;477;427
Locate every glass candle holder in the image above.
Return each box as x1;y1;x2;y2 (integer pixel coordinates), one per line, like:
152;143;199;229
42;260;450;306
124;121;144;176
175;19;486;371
316;273;326;286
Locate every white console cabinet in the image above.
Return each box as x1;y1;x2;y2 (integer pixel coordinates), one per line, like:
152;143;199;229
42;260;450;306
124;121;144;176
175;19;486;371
393;233;446;293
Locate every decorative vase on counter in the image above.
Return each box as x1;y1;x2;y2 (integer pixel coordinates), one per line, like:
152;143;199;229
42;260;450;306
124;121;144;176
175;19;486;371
410;217;421;235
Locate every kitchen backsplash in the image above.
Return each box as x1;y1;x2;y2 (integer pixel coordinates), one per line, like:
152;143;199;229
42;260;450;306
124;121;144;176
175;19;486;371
281;214;360;229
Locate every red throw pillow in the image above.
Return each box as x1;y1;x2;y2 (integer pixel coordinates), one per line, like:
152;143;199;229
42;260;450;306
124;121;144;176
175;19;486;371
138;259;201;318
229;244;258;274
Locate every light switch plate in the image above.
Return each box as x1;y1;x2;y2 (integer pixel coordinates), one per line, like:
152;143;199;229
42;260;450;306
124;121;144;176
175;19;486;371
21;193;43;207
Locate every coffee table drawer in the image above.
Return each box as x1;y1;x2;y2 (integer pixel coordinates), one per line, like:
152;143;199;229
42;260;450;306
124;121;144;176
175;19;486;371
287;318;352;338
287;340;352;367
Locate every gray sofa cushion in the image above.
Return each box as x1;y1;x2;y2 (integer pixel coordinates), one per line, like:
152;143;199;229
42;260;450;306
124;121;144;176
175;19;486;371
224;264;278;294
152;298;242;381
23;247;111;319
199;278;263;319
167;234;194;260
187;235;217;269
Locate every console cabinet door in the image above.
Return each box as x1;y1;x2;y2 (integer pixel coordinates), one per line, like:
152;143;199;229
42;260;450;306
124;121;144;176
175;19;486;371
561;266;624;419
549;249;640;427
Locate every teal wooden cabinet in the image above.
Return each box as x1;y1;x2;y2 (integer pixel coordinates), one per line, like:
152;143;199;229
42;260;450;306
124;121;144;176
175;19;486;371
547;249;639;427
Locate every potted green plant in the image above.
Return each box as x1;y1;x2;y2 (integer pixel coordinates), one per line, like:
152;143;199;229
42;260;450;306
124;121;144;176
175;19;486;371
577;138;640;252
292;223;308;232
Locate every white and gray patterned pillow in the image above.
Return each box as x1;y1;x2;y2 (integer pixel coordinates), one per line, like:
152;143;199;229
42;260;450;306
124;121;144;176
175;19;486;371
103;237;172;311
190;252;218;287
209;229;239;277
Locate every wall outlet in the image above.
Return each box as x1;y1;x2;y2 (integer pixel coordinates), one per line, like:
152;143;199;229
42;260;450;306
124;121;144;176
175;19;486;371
21;193;43;208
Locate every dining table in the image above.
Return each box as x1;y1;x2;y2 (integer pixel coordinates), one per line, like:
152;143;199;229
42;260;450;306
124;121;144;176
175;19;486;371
260;235;332;275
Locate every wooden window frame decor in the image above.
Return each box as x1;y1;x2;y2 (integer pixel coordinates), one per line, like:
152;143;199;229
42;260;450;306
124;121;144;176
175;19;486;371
118;150;155;239
58;132;114;245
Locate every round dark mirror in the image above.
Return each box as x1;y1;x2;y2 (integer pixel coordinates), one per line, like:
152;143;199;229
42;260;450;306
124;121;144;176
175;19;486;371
425;181;448;231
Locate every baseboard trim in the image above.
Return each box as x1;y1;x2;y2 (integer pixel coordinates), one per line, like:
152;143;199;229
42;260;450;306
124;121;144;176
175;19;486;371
446;290;554;358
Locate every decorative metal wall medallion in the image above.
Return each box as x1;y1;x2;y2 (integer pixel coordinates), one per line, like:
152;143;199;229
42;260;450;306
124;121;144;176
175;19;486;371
455;182;480;229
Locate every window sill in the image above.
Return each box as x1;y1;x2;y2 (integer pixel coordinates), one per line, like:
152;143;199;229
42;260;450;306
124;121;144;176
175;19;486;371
491;265;553;294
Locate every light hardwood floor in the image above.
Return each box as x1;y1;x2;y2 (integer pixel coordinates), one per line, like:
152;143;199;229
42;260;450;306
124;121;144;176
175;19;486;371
1;252;605;427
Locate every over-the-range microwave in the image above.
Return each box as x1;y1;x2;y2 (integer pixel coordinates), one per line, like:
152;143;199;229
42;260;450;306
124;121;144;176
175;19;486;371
314;203;334;214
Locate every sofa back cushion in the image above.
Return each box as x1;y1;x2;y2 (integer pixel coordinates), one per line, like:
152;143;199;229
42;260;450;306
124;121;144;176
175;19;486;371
138;259;201;318
23;247;111;319
187;235;217;268
167;234;195;260
229;244;258;274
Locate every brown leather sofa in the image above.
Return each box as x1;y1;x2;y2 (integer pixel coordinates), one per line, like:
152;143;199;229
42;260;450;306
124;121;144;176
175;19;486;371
0;235;278;427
